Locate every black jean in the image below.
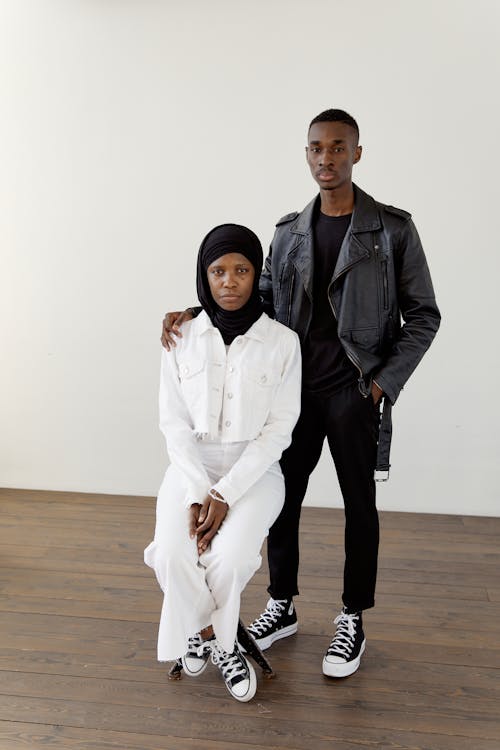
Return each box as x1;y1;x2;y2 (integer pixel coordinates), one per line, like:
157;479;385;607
267;383;380;612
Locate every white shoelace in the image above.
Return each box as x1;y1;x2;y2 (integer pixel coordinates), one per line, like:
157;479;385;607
327;611;358;658
211;643;247;683
249;599;288;635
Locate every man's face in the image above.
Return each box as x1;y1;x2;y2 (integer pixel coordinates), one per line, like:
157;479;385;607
305;121;362;191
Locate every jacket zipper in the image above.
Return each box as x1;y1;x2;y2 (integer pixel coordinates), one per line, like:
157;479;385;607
286;270;296;326
327;279;364;386
374;240;388;311
381;258;388;310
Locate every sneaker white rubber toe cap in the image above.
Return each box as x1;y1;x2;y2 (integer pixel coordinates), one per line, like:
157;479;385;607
322;639;366;678
228;658;257;702
181;653;209;677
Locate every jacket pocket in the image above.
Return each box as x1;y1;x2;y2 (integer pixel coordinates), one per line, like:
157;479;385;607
177;356;209;417
350;328;380;353
242;365;282;427
177;357;205;381
243;365;281;388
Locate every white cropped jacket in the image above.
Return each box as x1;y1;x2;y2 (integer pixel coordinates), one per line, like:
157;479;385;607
159;311;301;508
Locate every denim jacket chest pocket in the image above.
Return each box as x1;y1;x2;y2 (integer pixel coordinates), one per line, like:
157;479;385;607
177;356;208;406
178;357;205;380
241;365;282;419
243;365;281;387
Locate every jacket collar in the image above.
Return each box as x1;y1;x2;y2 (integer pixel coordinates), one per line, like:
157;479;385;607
290;183;381;235
291;195;317;235
195;310;268;343
350;184;382;233
243;312;269;342
285;184;381;296
195;310;215;336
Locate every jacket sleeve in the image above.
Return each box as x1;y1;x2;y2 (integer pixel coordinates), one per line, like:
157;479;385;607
211;332;302;506
374;218;441;403
159;349;211;507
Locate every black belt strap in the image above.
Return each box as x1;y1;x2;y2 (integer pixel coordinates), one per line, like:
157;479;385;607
375;397;392;481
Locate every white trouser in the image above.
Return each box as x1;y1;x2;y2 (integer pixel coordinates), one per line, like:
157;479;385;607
144;441;284;660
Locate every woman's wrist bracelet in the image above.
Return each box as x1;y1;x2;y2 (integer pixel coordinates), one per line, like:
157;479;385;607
209;488;226;503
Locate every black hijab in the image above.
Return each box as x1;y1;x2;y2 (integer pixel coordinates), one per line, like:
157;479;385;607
196;223;264;345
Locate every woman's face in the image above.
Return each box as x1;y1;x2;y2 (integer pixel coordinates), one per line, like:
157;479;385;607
206;252;255;311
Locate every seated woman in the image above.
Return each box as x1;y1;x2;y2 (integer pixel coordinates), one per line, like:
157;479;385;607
144;224;301;702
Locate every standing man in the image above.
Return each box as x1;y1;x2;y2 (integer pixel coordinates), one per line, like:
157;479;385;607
161;109;440;679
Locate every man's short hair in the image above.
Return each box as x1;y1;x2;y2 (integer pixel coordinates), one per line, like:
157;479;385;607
309;109;359;142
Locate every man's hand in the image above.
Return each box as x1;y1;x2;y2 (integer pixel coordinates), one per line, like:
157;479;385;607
161;309;194;351
371;381;383;405
195;493;228;554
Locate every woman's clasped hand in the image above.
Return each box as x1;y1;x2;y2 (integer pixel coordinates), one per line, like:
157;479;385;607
189;492;228;553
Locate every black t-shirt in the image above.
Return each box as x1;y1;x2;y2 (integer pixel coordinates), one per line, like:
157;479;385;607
302;209;358;394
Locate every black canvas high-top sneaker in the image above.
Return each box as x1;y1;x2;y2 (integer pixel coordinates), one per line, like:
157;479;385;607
322;607;366;678
210;641;256;702
180;632;214;676
247;598;297;650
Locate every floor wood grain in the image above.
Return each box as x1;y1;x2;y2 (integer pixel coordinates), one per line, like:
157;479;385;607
0;487;499;750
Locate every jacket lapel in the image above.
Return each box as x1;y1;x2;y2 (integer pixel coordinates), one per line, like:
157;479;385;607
334;184;382;280
287;196;317;300
285;185;382;294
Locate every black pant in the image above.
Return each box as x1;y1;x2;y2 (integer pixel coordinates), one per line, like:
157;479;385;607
267;383;380;612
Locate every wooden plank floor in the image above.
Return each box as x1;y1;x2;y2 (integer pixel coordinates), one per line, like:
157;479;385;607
0;488;499;750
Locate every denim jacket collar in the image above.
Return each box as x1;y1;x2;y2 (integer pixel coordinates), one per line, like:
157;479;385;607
195;310;269;344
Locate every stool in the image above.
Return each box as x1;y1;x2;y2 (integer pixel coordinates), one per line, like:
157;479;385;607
168;619;275;680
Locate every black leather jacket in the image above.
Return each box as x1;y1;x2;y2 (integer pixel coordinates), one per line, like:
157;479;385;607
260;184;440;407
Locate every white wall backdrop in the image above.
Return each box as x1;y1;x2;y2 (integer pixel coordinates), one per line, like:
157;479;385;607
1;0;499;515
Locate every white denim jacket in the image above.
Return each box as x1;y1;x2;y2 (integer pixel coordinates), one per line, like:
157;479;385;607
159;311;301;508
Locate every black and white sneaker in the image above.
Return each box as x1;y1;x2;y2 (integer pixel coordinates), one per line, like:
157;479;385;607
247;598;298;651
322;607;366;678
211;641;257;702
180;632;213;677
